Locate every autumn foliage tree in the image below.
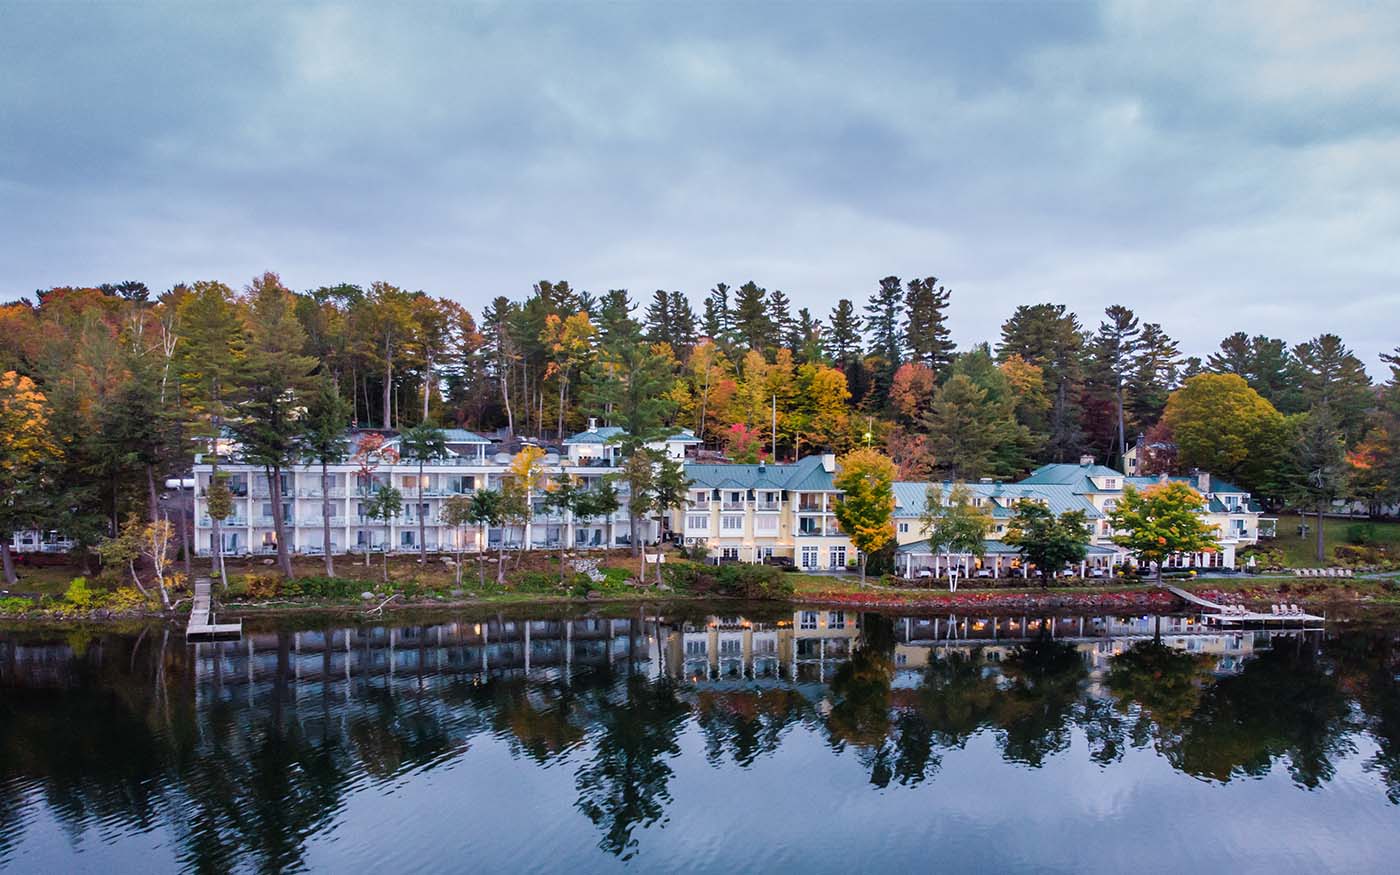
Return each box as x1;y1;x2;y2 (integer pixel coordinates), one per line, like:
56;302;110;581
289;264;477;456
1107;482;1219;583
0;371;58;585
832;449;897;584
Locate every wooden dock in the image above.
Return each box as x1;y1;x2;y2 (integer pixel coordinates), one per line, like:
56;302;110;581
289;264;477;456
1163;584;1324;626
186;576;243;641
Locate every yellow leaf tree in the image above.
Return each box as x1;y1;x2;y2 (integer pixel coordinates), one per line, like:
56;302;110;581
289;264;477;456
832;448;897;584
1;371;59;585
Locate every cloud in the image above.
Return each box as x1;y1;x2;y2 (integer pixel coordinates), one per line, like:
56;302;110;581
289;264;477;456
1;1;1396;370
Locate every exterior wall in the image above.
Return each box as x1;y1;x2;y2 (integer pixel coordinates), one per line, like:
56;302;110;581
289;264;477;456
192;459;649;557
675;488;854;570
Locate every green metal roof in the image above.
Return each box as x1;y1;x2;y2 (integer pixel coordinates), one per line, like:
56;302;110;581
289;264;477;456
685;455;836;492
441;428;491;444
892;481;1102;520
564;426;627;445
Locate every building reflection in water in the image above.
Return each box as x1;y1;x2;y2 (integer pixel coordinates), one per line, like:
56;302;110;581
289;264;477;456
1;609;1395;871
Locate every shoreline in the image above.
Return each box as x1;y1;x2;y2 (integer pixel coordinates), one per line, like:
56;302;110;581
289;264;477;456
3;577;1397;628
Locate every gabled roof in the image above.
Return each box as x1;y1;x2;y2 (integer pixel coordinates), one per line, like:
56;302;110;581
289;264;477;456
892;481;1102;520
564;425;627;445
441;428;491;445
658;428;702;444
1021;462;1125;487
684;455;836;492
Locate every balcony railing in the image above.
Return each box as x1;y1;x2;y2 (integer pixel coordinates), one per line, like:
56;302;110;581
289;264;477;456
721;500;746;511
299;517;347;527
754;501;781;512
199;517;248;528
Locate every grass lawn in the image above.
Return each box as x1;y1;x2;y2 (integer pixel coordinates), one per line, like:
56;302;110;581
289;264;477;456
1264;513;1400;567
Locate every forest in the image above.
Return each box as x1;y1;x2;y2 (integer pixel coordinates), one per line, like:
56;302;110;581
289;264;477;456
2;272;1398;576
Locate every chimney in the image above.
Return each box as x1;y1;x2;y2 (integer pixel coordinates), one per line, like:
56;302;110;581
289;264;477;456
587;417;598;432
1196;470;1210;494
758;459;766;473
821;453;836;473
1079;455;1094;467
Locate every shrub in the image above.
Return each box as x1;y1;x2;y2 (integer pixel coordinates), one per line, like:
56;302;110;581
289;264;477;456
702;563;794;600
0;596;33;614
515;571;558;592
1347;523;1378;546
107;587;151;612
243;573;283;600
283;576;360;599
63;577;99;610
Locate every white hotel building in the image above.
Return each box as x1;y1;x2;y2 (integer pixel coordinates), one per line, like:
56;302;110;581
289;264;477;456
190;421;698;558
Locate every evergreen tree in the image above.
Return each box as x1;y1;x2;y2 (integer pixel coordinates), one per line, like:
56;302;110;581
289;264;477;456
864;276;905;406
732;281;774;352
1208;333;1304;414
643;290;673;347
1288;404;1349;563
825;299;863;367
997;303;1085;462
1293;333;1373;446
232;272;317;578
301;372;352;576
793;307;822;362
1089;305;1142;465
904;276;955;377
598;289;642;347
702;283;733;345
399;421;448;564
668;291;697;356
1128;322;1180;427
176;281;246;580
767;289;795;352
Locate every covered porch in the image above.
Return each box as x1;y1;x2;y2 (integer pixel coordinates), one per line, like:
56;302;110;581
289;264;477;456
895;541;1130;581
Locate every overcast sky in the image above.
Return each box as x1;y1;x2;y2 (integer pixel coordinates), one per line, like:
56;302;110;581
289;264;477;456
2;1;1397;369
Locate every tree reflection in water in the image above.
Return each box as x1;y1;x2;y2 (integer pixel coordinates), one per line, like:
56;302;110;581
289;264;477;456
3;615;1400;870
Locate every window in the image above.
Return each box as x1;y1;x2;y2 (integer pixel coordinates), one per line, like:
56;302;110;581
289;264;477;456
800;611;818;630
720;639;742;656
687;514;709;530
1104;478;1118;489
685;639;707;656
756;545;774;561
401;530;415;547
1103;499;1117;510
898;522;910;533
721;546;740;560
755;515;778;533
801;546;819;569
722;515;744;531
828;611;845;630
829;546;847;568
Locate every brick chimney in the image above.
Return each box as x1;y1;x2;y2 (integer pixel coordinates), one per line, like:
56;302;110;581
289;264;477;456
1196;470;1210;494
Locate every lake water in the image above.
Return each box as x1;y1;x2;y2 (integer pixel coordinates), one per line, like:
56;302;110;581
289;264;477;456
2;607;1398;873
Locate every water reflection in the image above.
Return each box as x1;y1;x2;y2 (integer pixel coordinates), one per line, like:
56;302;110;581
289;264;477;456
2;609;1398;871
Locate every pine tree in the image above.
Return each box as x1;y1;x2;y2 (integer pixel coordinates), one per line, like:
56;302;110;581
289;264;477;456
597;289;642;347
864;276;905;406
1128;322;1180;427
904;276;955;377
643;290;673;347
997;303;1085;462
1293;333;1373;445
233;272;317;578
767;289;795;352
1090;305;1142;464
732;281;774;352
825;299;863;367
668;290;697;356
301;372;352;576
703;283;733;344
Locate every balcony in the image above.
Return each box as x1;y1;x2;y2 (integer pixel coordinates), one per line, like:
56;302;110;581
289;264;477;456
754;501;781;512
797;501;825;513
199;517;248;528
299;517;347;527
721;500;746;511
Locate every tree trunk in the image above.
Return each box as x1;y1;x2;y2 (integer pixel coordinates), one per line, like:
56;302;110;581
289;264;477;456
180;506;193;581
418;460;427;565
146;464;160;524
321;461;334;577
423;352;432;422
382;338;393;430
269;465;293;578
1316;505;1326;564
629;512;640;557
1155;560;1163;586
500;360;514;437
859;554;867;585
1;541;16;587
497;548;506;586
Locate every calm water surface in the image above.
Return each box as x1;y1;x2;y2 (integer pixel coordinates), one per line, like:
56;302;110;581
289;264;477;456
2;607;1398;873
